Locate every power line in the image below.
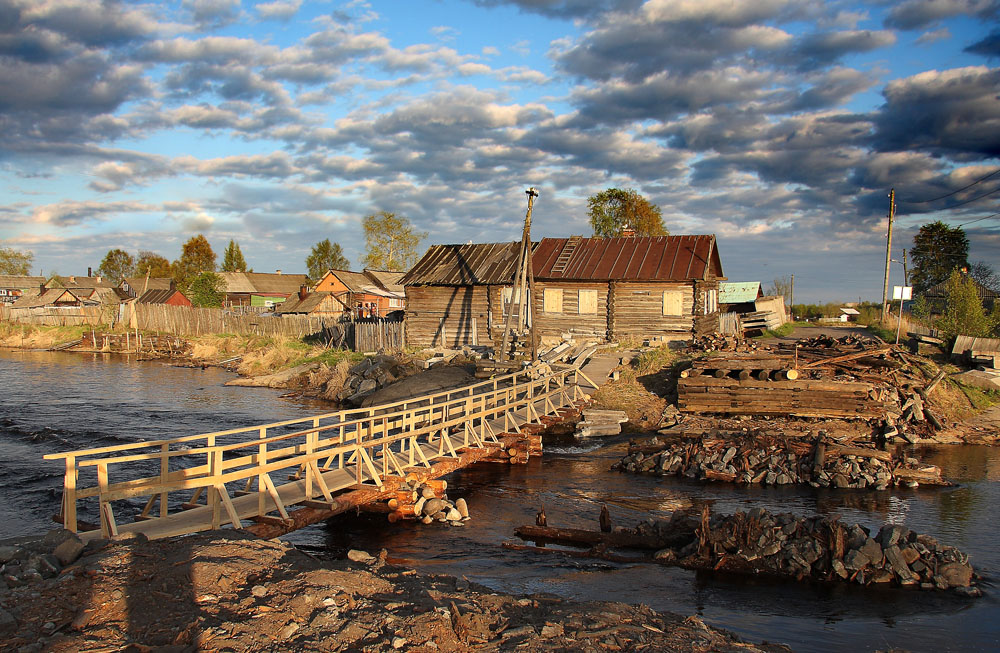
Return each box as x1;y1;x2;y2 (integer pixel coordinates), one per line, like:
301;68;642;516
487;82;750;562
959;212;1000;227
903;168;1000;204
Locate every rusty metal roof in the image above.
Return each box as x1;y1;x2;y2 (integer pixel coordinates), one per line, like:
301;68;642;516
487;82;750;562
532;235;722;281
400;242;530;286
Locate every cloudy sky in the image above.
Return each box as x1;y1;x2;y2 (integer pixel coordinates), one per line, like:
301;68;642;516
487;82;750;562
2;0;999;302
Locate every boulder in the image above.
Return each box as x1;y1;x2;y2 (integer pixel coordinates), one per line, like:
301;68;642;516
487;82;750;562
938;562;973;587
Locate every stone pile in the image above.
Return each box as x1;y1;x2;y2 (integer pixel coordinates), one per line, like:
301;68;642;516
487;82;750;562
0;529;85;592
336;355;407;405
613;432;948;488
649;508;979;594
385;477;471;526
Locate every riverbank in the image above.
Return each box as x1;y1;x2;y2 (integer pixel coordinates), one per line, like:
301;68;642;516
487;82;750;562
0;530;789;652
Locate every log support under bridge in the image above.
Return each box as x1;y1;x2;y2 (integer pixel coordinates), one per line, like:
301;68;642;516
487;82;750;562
45;364;593;542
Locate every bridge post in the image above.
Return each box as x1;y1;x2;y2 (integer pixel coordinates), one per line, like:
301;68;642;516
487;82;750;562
258;427;267;517
63;456;77;532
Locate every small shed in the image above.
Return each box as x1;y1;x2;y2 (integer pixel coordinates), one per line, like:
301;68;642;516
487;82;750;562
275;292;344;317
840;307;860;322
400;242;526;348
530;235;724;341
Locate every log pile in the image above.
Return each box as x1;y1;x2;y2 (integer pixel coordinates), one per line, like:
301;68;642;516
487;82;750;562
575;409;628;437
613;432;950;488
677;336;949;436
479;432;543;464
687;333;761;353
512;508;980;595
375;477;471;526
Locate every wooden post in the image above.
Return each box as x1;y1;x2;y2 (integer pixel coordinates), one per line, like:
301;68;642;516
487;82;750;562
63;456;77;532
160;443;169;518
258;427;267;517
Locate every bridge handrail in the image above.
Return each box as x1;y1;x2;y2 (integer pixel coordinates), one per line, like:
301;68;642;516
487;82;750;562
47;363;582;537
43;365;540;461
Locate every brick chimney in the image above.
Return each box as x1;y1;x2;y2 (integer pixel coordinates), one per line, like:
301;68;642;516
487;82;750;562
299;285;308;301
87;267;92;277
621;223;636;238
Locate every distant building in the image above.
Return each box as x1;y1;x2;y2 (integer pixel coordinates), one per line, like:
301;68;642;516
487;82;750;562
923;277;998;314
218;271;310;309
41;275;125;305
275;290;345;317
0;275;45;305
120;277;175;298
312;269;406;318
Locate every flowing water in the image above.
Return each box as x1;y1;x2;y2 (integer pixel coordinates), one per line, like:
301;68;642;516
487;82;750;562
2;350;998;651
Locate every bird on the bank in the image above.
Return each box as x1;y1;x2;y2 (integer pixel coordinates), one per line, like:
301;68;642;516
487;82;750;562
599;504;611;533
536;505;547;527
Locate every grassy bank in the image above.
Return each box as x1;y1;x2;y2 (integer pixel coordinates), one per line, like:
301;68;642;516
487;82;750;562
0;323;90;349
187;333;362;377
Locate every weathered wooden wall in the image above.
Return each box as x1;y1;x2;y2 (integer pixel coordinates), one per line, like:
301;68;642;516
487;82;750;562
610;281;696;340
532;281;609;339
404;285;491;348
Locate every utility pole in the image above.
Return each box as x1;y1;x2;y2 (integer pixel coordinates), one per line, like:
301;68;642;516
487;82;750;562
789;274;794;317
880;188;896;320
901;248;908;287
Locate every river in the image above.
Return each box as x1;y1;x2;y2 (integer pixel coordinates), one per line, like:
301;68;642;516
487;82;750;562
1;350;997;651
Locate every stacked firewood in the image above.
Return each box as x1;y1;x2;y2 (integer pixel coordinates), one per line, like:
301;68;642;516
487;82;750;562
687;333;760;353
378;478;471;525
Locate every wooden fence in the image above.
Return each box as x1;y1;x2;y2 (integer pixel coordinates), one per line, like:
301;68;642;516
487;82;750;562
0;305;106;326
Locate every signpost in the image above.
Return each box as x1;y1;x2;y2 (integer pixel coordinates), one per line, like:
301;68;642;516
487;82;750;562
892;285;912;345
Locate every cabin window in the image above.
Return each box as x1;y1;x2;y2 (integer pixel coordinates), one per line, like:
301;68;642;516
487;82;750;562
662;290;683;316
543;288;563;313
389;298;403;308
578;289;598;314
502;286;521;305
703;289;718;315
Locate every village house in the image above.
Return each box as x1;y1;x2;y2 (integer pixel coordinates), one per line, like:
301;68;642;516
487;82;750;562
400;242;525;348
923;276;998;315
531;235;725;342
0;275;45;305
119;277;192;307
40;275;126;305
312;269;406;318
218;271;310;309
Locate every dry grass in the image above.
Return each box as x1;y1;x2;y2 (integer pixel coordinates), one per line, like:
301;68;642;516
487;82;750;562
0;323;89;349
590;367;667;429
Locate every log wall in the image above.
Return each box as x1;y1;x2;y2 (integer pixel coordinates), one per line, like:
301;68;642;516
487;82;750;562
532;281;609;339
404;285;491;348
610;281;695;340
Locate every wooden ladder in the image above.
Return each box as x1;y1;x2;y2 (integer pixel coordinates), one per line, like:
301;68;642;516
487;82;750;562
550;236;581;276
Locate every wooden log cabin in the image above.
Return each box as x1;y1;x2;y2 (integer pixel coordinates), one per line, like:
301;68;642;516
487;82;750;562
531;235;724;342
400;242;527;348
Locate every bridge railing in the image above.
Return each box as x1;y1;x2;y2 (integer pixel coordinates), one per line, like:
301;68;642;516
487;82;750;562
44;364;587;537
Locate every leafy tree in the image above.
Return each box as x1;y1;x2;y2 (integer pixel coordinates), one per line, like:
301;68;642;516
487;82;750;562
362;212;426;272
587;188;667;238
910;221;969;293
221;239;248;272
910;294;931;321
187;272;226;308
305;238;350;278
0;246;33;275
935;269;995;340
172;235;216;289
135;251;172;278
96;249;135;284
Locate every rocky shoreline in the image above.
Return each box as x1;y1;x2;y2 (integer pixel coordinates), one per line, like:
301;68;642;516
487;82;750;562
614;431;950;488
0;530;789;652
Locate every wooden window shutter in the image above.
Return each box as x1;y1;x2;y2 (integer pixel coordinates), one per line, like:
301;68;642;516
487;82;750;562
543;288;563;313
662;290;683;316
578;289;597;314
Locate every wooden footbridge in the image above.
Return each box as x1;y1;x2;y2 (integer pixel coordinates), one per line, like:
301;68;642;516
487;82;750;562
45;363;605;542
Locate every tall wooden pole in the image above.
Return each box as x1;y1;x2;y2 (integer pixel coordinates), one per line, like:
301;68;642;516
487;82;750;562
881;188;896;319
498;188;538;363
